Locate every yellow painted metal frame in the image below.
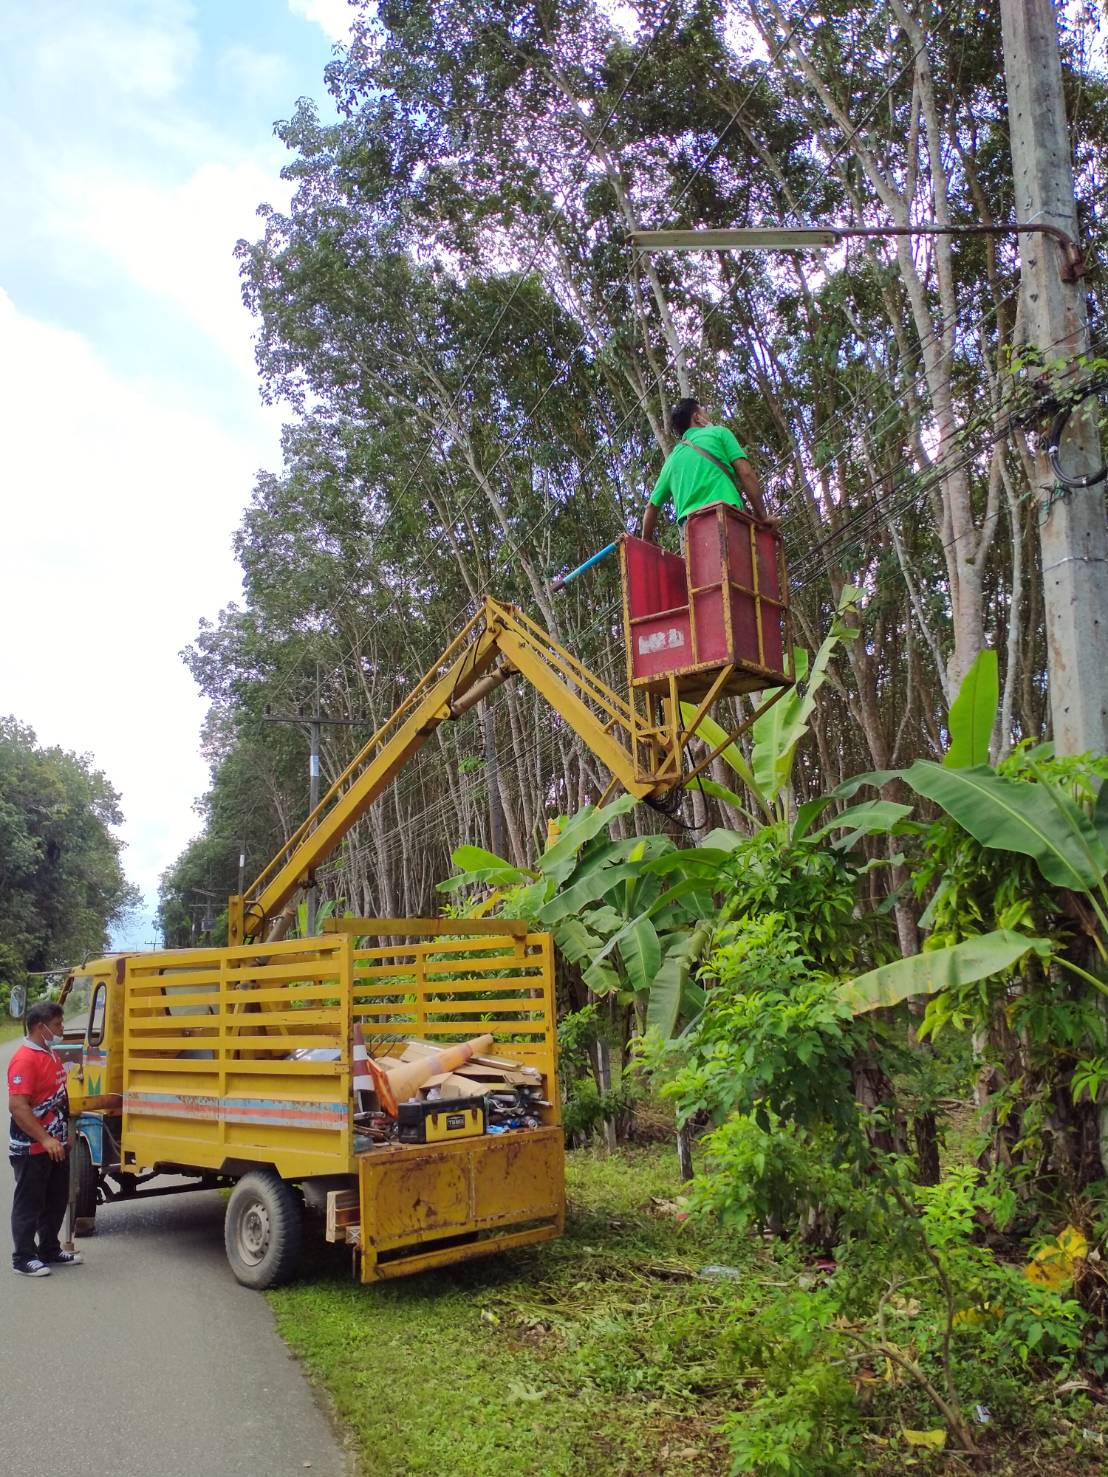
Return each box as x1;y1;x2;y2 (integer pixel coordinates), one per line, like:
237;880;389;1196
333;918;565;1280
334;921;559;1106
230;561;794;943
120;937;354;1179
356;1127;564;1282
106;921;564;1279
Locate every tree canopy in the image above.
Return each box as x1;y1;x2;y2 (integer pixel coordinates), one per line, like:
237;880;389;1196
0;717;139;992
162;0;1108;934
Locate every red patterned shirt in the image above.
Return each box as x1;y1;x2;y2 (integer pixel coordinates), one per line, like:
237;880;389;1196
7;1040;69;1156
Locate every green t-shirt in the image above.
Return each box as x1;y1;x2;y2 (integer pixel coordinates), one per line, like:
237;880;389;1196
649;425;748;522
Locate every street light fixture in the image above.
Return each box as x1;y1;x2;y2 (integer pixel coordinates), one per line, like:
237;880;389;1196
629;223;1085;282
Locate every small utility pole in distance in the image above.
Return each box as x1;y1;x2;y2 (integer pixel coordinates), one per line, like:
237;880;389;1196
1001;0;1108;754
263;706;367;936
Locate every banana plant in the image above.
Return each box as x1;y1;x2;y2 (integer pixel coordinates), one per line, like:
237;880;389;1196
290;897;339;938
438;795;731;1034
833;648;1108;1013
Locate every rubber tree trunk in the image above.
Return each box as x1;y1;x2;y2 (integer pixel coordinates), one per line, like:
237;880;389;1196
676;1121;694;1182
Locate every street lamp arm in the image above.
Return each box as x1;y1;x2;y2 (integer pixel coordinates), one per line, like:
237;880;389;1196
629;222;1084;282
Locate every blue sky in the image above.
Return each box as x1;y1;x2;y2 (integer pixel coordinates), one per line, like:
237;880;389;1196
0;1;358;946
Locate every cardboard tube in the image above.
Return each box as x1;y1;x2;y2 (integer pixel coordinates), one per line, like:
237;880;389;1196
368;1034;494;1116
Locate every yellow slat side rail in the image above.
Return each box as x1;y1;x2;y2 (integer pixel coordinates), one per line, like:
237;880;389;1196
124;1034;344;1054
127;1058;348;1076
369;1005;546;1020
349;958;531;973
352;977;545;1000
128;998;223;1015
128;937;347;967
353;1023;548;1039
218;962;347;985
127;1006;343;1028
127;973;225;992
176;984;342;1007
349;973;542;992
353;1002;546;1018
352;930;547;955
326;917;530;939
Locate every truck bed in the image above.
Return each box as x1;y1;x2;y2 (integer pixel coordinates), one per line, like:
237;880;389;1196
119;926;560;1191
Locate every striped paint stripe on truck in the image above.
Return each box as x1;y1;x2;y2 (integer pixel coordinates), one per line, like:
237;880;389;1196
124;1092;347;1131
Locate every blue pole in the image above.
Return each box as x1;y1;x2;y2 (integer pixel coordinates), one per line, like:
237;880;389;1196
550;541;619;593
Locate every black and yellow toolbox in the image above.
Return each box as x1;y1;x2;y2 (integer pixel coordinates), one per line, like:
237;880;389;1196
397;1095;486;1144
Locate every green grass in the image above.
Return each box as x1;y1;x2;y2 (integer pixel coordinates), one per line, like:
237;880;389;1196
0;1018;24;1045
270;1145;754;1477
271;1141;1108;1477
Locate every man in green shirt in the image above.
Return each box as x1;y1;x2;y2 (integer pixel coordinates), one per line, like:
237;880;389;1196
642;397;773;542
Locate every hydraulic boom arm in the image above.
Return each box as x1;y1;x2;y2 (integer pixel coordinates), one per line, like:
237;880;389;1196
228;597;677;944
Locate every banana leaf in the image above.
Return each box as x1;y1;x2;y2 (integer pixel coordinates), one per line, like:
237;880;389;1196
575;877;717;977
808;800;915;846
838;929;1051;1015
677;705;766;814
451;843;517;872
618;916;662;996
829;769;902;800
691;776;759;825
944;649;998;769
583;958;622;994
646;922;714;1037
792;794;835;842
537;863;644;923
698;827;746;851
751;586;862;803
539;794;638;882
1095;781;1108;853
553;917;606;966
903;760;1108;892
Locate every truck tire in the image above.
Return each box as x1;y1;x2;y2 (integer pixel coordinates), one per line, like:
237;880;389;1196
224;1170;303;1289
73;1136;99;1228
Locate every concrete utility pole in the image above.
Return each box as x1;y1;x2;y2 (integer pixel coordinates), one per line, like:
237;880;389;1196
263;708;366;936
1001;0;1108;754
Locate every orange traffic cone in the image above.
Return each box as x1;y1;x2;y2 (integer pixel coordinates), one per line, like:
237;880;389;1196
367;1033;494;1116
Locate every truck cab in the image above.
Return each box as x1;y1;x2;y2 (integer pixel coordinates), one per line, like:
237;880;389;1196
52;959;126;1230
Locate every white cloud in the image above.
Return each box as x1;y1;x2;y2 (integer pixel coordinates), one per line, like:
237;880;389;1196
20;0;200;105
0;1;337;948
0;6;292;387
0;290;278;919
288;0;356;43
58;157;292;382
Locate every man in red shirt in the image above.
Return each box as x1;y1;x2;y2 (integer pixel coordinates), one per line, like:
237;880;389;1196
8;999;81;1275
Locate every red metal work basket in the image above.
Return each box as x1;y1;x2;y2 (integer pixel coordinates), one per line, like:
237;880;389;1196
621;502;792;699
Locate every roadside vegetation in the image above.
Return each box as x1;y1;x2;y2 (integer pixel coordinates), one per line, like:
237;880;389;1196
0;716;137;1011
422;655;1108;1472
271;656;1108;1475
274;1145;1108;1477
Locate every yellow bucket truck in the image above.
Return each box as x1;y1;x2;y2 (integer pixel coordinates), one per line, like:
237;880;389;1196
11;585;789;1287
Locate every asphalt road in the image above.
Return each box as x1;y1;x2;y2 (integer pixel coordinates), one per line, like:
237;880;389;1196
0;1039;352;1477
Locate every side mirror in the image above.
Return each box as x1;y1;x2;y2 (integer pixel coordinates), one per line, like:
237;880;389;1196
8;983;26;1020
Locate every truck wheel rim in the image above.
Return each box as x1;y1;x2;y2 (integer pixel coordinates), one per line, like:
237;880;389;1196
238;1202;271;1265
